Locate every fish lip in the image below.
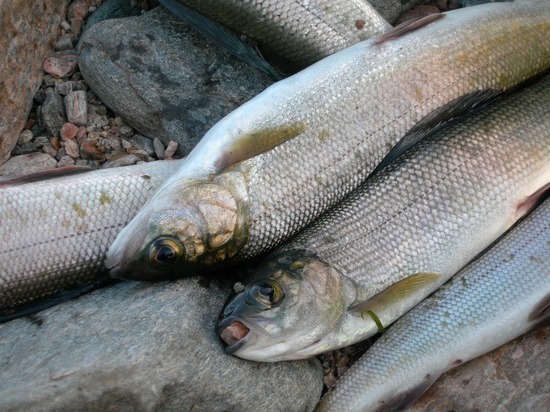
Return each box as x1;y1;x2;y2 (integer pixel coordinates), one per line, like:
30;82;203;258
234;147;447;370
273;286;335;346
217;316;252;354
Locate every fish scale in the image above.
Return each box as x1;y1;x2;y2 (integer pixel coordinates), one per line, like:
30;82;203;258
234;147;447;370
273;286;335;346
317;199;550;412
216;73;550;362
0;160;183;308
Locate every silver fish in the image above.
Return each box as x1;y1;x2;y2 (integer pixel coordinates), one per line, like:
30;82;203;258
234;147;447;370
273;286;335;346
164;0;391;72
0;160;182;309
316;199;550;412
106;0;550;281
216;74;550;362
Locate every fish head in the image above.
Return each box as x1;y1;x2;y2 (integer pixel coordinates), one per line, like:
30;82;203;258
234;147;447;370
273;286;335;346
106;178;247;279
217;250;347;361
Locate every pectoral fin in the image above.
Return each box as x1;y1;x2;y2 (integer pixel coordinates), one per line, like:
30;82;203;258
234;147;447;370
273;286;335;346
349;272;444;332
214;122;307;171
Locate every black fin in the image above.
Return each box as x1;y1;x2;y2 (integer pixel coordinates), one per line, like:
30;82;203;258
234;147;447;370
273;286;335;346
371;88;503;175
0;275;117;323
159;0;281;79
373;13;443;45
528;293;550;329
379;374;440;411
0;166;92;187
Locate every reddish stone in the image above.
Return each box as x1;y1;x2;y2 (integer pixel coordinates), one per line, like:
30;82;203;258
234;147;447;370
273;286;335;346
50;137;61;150
43;53;78;79
80;138;105;161
60;123;79;140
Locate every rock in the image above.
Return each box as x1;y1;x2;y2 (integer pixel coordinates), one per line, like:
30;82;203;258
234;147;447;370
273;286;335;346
41;90;66;138
0;0;71;165
153;137;165;159
56;81;74;96
55;34;74;51
43;52;79;79
63;139;80;158
83;0;143;33
102;153;141;168
87;104;109;129
41;144;58;158
64;91;88;126
11;142;37;156
129;134;155;156
33;136;50;148
78;6;273;157
0;152;57;177
0;279;323;411
17;130;34;145
60;123;79;140
80;138;106;161
410;327;549;411
164;140;178;159
57;155;76;167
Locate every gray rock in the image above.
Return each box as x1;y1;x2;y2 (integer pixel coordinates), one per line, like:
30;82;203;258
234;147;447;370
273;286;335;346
0;279;323;411
0;152;57;177
86;104;109;129
57;155;76;167
130;134;156;156
55;34;74;51
11;142;37;156
40;90;66;137
164;140;178;158
56;81;74;96
83;0;143;32
153;137;165;159
17;130;34;145
64;90;88;126
102;153;142;168
78;6;273;157
410;326;549;411
33;136;50;148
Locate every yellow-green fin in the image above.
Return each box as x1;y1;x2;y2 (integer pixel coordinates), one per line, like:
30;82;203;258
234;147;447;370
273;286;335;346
373;13;443;45
214;122;307;171
349;273;444;330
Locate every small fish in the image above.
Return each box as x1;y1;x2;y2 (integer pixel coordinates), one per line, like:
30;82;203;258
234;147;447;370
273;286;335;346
216;74;550;362
0;160;182;311
316;198;550;412
105;0;550;281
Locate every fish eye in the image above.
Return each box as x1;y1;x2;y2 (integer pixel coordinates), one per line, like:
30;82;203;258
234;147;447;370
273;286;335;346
148;236;184;267
253;282;284;306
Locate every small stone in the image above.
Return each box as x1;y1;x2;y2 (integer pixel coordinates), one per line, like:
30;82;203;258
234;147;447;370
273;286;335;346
164;140;178;159
0;153;57;177
34;89;47;105
11;142;36;156
60;20;71;31
87;105;109;129
64;139;80;158
114;116;124;127
33;136;50;148
17;130;34;145
43;53;78;79
42;75;57;88
41;90;66;137
55;34;74;51
77;126;87;142
60;123;79;140
153;138;165;159
50;137;61;151
88;131;101;142
64;91;88;126
56;81;74;96
119;125;133;138
80;139;105;161
76;159;100;169
42;144;58;157
130;135;155;156
57;155;76;168
102;154;141;168
89;6;97;13
121;139;133;150
72;80;88;91
56;148;67;161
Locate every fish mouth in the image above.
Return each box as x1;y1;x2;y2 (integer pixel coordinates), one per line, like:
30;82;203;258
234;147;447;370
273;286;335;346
217;317;252;354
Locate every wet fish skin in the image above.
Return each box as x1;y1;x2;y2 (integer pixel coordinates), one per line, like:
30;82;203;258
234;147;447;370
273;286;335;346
0;160;183;309
106;0;550;281
316;199;550;412
216;74;550;362
171;0;391;71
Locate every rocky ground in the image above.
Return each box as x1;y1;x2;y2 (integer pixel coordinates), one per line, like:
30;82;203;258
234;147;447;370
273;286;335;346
1;0;547;410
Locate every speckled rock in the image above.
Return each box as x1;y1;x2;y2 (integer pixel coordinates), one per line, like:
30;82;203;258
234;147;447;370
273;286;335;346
0;278;323;411
41;89;66;138
83;0;143;32
78;6;273;156
411;326;549;411
0;0;72;165
0;152;57;177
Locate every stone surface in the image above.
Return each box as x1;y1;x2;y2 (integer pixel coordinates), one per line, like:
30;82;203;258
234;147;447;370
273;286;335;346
0;0;71;165
83;0;143;32
78;6;274;156
0;152;57;177
43;52;79;79
64;90;88;126
410;326;549;411
60;122;79;140
40;90;66;138
0;278;323;411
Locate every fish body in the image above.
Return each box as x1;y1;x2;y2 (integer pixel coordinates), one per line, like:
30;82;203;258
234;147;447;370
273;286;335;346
106;0;550;281
0;160;183;309
168;0;391;71
216;74;550;362
316;199;550;412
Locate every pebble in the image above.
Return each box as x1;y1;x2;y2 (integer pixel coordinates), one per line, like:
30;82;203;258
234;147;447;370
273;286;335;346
11;142;36;156
41;144;58;158
164;140;179;159
129;134;155;156
0;152;57;177
55;81;73;96
60;123;79;140
64;139;80;158
75;159;100;169
33;136;50;148
17;130;34;145
40;90;66;137
87;104;109;129
153;137;165;159
55;34;74;51
57;155;76;167
119;124;133;138
80;138;105;161
60;21;71;32
50;137;61;151
102;154;141;168
43;53;79;79
64;91;88;126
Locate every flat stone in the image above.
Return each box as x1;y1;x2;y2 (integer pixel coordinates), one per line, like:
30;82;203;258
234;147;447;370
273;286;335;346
87;104;109;129
56;81;74;96
63;138;80;158
0;279;323;411
164;140;178;159
43;53;79;79
17;130;34;145
64;91;88;126
41;90;66;137
0;152;57;177
78;6;273;157
60;122;79;140
102;153;141;168
0;0;71;165
153;137;165;159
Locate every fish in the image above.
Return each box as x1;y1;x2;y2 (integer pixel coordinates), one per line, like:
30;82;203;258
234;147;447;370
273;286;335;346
315;198;550;412
215;73;550;362
0;160;183;311
105;0;550;281
160;0;392;72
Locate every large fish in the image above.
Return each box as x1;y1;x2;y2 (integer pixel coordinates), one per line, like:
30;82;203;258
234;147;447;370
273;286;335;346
106;0;550;281
216;74;550;362
316;199;550;412
160;0;391;72
0;160;182;310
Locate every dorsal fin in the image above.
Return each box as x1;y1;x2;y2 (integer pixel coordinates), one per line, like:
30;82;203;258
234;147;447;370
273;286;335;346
0;166;92;188
373;13;443;45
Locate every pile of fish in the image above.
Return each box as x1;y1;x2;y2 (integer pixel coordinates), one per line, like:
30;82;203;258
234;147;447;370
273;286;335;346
1;0;549;410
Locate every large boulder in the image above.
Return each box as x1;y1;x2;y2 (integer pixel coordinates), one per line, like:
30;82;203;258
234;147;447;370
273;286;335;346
0;277;323;411
78;6;274;156
0;1;72;165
